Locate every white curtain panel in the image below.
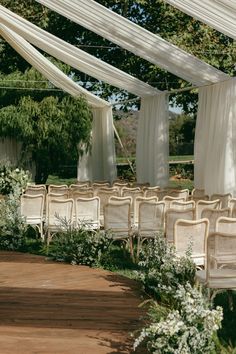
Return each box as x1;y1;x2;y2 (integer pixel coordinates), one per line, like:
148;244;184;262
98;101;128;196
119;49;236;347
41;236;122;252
0;24;117;182
0;5;158;98
194;78;236;196
164;0;236;40
35;0;228;86
90;107;117;182
77;143;92;182
136;95;169;187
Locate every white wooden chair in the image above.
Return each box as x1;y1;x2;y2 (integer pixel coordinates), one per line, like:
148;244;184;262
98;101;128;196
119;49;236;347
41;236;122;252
121;187;144;214
137;201;165;255
216;216;236;233
174;218;209;267
48;184;68;194
75;197;100;230
46;198;74;244
163;196;186;212
170;200;195;211
191;188;205;198
133;196;158;227
168;189;189;201
104;200;133;255
20;194;45;240
165;208;195;243
211;193;232;209
201;208;231;234
195;199;221;219
229;198;236;217
24;186;47;198
196;232;236;300
96;188;119;222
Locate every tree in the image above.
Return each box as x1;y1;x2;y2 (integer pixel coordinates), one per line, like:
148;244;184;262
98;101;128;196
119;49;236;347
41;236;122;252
0;93;92;183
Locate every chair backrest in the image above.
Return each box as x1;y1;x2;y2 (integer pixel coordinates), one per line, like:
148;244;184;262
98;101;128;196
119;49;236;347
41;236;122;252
27;184;46;189
216;216;236;233
229;198;236;217
206;232;236;287
69;184;90;194
201;208;231;233
48;184;68;194
112;181;129;188
174;218;209;266
96;189;119;215
144;186;160;198
121;188;144;212
191;195;210;202
71;182;90;189
75;197;100;229
195;199;220;219
165;208;195;243
211;193;232;209
92;182;110;189
191;188;205;197
168;189;189;200
133;196;158;225
24;187;47;198
170;200;195;211
163;196;186;211
71;189;94;200
109;196;132;203
104;201;131;233
138;201;165;235
21;194;44;221
47;198;74;229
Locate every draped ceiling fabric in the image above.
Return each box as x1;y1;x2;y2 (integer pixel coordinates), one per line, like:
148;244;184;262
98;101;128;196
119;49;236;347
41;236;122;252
0;23;117;182
136;95;169;187
164;0;236;40
194;78;236;196
36;0;228;86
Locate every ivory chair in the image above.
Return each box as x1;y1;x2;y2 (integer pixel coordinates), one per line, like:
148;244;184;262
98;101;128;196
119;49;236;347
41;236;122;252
191;188;205;198
216;216;236;233
48;184;69;194
71;189;94;199
46;198;74;245
170;200;195;211
201;208;231;234
75;197;100;230
24;186;47;198
165;208;195;243
69;184;90;195
46;193;69;219
228;198;236;217
191;195;210;202
104;200;133;255
112;181;129;188
144;186;161;198
137;201;165;256
211;193;232;209
168;189;189;201
26;184;46;190
96;189;119;224
174;218;209;267
20;194;45;240
154;189;170;201
92;182;110;190
121;188;144;214
133;196;158;227
196;232;236;300
163;196;186;212
109;196;132;203
195;199;221;219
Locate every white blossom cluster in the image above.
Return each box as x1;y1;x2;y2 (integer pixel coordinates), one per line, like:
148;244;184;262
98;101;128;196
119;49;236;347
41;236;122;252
134;284;223;353
0;163;31;195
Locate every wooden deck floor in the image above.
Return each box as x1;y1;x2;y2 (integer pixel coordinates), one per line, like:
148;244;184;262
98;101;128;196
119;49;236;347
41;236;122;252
0;252;145;354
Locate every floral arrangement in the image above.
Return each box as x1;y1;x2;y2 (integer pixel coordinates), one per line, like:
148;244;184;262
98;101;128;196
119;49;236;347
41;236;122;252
0;162;31;195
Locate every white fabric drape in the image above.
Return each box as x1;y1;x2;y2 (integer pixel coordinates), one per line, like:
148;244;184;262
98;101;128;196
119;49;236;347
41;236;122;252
36;0;228;86
164;0;236;40
90;106;117;182
0;24;107;108
194;78;236;196
0;5;159;98
0;24;117;182
136;95;169;187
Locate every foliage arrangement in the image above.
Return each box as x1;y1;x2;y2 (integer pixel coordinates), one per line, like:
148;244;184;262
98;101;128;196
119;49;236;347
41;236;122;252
47;225;112;267
134;235;223;353
0;162;31;195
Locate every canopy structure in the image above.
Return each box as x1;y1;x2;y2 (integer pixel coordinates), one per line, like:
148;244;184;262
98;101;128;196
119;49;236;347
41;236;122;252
1;1;235;192
36;0;228;86
163;0;236;40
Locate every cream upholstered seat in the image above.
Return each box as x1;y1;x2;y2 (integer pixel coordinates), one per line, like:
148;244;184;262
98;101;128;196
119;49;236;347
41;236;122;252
20;193;45;240
46;198;74;244
137;201;165;255
75;197;100;230
196;232;236;300
195;199;221;219
201;208;231;234
174;218;209;267
165;208;195;243
104;200;133;255
211;193;232;209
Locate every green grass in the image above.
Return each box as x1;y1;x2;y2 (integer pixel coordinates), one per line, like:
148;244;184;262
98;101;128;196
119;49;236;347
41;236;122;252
169;155;194;161
46;175;77;185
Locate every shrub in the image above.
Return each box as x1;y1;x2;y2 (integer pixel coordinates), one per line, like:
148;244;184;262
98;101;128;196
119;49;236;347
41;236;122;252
47;225;113;267
0;161;31;195
134;284;223;353
136;234;196;302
